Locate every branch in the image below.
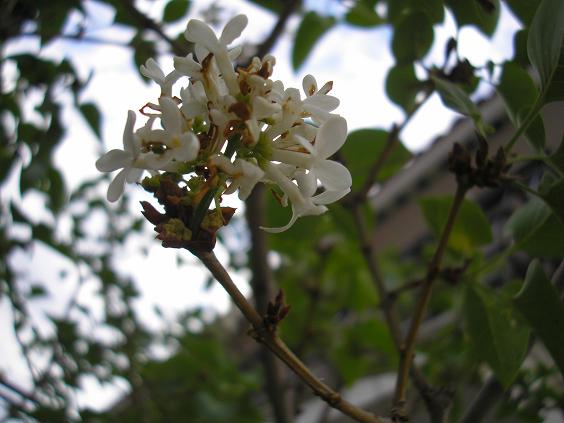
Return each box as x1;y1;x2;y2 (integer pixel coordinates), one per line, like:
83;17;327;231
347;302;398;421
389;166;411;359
246;185;293;423
393;183;468;416
195;251;389;423
119;0;188;56
253;0;302;60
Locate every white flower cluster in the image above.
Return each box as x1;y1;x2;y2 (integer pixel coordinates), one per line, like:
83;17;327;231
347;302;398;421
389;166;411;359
96;14;352;233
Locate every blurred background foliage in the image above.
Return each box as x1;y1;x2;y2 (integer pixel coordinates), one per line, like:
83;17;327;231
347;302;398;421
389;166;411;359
1;0;563;422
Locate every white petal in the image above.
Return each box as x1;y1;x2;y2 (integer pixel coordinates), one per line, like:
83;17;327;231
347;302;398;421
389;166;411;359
107;168;128;202
140;58;164;83
295;170;317;197
194;44;210;62
315;116;347;158
296;135;315;155
246;119;260;143
96;149;131;172
303;94;340;111
228;46;243;61
220;14;248;45
185;19;219;52
125;167;144;183
174;54;201;77
159;97;182;135
302;74;317;96
314;159;352;191
123;110;137;154
175;133;200;162
261;208;299;233
252;96;280;120
312;188;350;205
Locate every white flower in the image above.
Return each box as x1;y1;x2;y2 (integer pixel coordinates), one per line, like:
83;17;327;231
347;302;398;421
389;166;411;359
140;58;180;97
260;162;327;233
211;155;264;200
144;97;200;170
301;74;339;124
271;116;352;192
184;15;247;96
96;111;144;202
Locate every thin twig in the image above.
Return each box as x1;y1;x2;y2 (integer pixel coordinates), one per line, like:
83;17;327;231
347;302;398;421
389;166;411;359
393;183;468;414
195;251;388;423
355;89;432;200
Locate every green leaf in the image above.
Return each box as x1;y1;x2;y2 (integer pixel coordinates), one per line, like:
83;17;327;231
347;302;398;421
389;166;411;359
513;29;530;66
163;0;190;23
292;12;336;71
341;129;412;192
385;64;423;113
514;260;564;379
419;196;493;255
247;0;283;13
345;2;384;27
540;178;564;225
505;0;540;25
132;36;157;77
388;0;445;24
550;135;564;173
505;199;564;258
446;0;501;36
527;0;564;91
465;282;530;388
497;61;545;150
431;76;487;137
391;11;434;63
543;43;564;103
79;103;102;140
46;167;67;214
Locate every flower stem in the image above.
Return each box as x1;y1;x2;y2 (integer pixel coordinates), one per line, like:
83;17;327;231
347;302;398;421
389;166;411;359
195;250;388;423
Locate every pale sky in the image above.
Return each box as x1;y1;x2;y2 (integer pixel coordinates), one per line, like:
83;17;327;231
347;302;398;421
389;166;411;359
0;0;522;415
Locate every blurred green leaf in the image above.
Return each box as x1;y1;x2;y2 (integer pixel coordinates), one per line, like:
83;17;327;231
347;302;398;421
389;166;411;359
388;0;444;24
505;0;541;25
341;129;412;192
446;0;500;36
527;0;564;92
345;1;384;27
163;0;190;22
514;260;564;379
79;103;102;140
540;178;564;225
292;12;336;71
247;0;283;13
432;76;487;137
497;61;545;150
551;135;564;173
132;36;157;77
419;196;493;255
505;199;564;258
465;282;530;388
392;11;434;63
385;64;423;113
513;29;530;66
